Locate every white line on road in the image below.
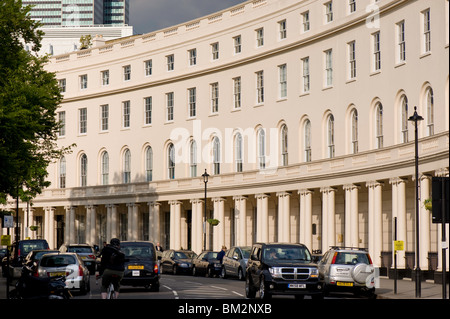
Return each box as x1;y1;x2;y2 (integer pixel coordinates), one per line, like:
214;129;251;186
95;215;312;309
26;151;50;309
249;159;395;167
163;285;179;299
232;291;245;297
210;285;228;291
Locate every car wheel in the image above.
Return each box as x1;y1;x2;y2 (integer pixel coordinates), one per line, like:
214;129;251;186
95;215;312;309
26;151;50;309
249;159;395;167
245;276;256;298
238;268;244;281
259;276;271;299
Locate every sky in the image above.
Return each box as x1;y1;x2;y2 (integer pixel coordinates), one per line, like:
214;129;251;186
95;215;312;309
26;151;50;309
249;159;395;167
129;0;248;35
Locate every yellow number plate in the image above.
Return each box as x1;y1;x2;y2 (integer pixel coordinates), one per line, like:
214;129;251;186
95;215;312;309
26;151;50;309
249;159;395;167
128;265;144;270
337;282;353;287
49;272;66;277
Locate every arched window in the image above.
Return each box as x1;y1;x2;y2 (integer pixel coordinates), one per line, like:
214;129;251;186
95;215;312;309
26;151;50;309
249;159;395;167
101;151;109;185
426;87;434;136
123;149;131;183
375;103;383;149
145;146;153;182
190;140;197;177
235;133;243;172
304;119;312;162
401;95;409;143
168;143;175;179
351;109;358;154
327;114;335;158
59;156;66;188
258;128;266;169
80;153;87;187
213;137;221;175
281;124;288;166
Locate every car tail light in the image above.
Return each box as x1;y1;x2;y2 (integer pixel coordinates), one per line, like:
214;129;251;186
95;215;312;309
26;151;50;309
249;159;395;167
88;254;95;259
154;264;158;274
331;252;338;264
79;265;84;276
367;253;373;265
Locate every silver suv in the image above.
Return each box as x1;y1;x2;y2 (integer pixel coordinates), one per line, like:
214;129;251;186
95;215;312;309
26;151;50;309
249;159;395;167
318;246;376;298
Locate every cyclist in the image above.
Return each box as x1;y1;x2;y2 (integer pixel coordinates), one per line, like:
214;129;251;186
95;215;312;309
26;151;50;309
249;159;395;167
98;238;125;299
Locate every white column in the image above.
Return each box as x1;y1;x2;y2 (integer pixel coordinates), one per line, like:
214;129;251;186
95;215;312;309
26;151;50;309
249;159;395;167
106;204;118;241
148;201;161;244
419;175;431;270
390;177;407;268
233;196;248;246
344;184;359;248
277;192;291;243
321;187;336;251
321;188;329;253
213;197;225;251
127;203;139;241
299;189;313;249
86;205;97;245
45;207;55;249
169;201;182;249
190;199;203;254
367;181;383;267
255;194;269;242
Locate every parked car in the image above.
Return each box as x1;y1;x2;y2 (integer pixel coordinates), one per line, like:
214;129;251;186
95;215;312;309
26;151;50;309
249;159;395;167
192;251;221;277
160;249;197;275
317;246;376;298
23;249;59;267
59;244;97;274
36;252;90;294
120;241;160;291
5;239;49;278
221;246;251;280
245;243;324;299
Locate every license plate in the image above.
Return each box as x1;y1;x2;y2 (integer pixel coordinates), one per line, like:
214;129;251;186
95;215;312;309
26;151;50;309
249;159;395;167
132;270;140;276
49;272;66;277
128;265;144;270
337;282;353;287
288;284;306;289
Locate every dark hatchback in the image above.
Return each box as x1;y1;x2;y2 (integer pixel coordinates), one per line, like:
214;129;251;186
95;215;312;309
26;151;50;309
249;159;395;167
120;241;160;292
192;251;221;277
160;249;197;275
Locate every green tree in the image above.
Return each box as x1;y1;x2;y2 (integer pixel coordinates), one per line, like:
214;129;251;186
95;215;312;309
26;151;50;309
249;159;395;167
0;0;73;203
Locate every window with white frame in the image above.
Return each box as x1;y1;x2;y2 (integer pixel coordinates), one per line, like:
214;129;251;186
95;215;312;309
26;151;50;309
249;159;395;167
349;0;356;13
144;97;152;125
145;146;153;182
213;137;221;175
325;49;333;87
166;92;174;121
258;128;266;169
233;77;241;109
211;42;219;60
351;109;358;154
397;21;406;62
325;1;333;23
101;104;109;131
80;154;88;187
422;9;431;53
373;32;381;71
80;74;87;90
234;35;242;54
189;48;197;66
235;133;243;172
426;87;434;136
101;151;109;185
167;54;174;71
375;103;383;149
58;79;66;92
168;143;175;179
58;111;66;136
304;119;312;162
279;20;287;40
59;156;66;188
101;70;109;86
302;11;310;32
348;41;356;79
122;100;130;128
123;65;131;81
281;124;288;166
188;87;196;118
256;71;264;104
302;57;310;93
123;149;131;183
79;108;87;134
256;28;264;47
211;82;219;113
279;64;287;98
401;95;409;143
145;59;152;76
190;140;197;177
327;114;335;158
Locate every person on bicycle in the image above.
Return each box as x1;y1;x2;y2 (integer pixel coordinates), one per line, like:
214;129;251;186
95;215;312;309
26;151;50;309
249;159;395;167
98;238;125;299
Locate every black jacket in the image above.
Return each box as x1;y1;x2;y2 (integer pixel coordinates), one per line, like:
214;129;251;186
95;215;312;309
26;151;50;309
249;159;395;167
99;244;125;273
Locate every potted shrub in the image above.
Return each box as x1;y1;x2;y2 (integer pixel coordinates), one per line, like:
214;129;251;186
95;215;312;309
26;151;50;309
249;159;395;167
207;218;220;226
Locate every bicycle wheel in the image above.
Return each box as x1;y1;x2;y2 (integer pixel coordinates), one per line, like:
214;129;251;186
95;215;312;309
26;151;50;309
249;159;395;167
107;282;115;299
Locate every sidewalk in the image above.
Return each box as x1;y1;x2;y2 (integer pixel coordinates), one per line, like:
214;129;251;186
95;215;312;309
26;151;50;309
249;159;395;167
376;276;448;299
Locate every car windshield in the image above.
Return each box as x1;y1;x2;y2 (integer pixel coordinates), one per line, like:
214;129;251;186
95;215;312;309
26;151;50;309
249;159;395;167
122;244;153;259
67;247;92;254
207;252;218;259
175;252;188;259
241;247;251;258
21;242;47;254
41;255;76;267
263;246;311;261
334;252;370;265
34;251;58;260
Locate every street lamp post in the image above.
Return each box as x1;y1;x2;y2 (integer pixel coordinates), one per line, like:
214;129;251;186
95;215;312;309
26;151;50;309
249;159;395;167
202;169;209;251
408;106;424;298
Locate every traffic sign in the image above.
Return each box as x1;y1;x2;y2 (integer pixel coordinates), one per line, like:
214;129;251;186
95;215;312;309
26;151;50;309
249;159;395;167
394;240;404;251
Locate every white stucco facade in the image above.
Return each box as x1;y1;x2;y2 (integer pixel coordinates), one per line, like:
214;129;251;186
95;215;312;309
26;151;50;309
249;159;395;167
3;0;449;278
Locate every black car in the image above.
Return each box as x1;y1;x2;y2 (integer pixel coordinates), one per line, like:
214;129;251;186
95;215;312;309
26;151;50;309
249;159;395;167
23;249;59;267
192;251;221;277
160;249;197;275
120;241;160;291
4;239;49;278
245;243;324;299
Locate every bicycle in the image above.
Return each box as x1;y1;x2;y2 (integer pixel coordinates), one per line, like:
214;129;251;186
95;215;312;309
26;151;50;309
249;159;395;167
97;273;121;299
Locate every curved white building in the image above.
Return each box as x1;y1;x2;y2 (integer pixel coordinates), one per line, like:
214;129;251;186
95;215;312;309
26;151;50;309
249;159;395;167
3;0;449;279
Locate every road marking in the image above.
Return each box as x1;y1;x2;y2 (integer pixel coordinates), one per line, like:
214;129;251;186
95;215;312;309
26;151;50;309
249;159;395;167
163;285;179;299
210;285;228;291
232;291;244;297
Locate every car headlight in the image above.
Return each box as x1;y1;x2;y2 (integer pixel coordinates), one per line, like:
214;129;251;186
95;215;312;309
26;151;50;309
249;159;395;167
179;263;188;267
269;267;283;278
